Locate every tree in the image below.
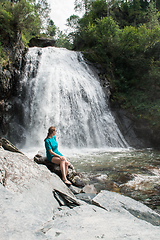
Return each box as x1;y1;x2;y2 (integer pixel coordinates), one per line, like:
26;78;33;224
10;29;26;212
145;1;159;30
125;0;142;26
0;2;14;40
34;0;50;27
55;28;73;49
0;0;51;43
66;14;80;31
46;19;56;37
74;0;93;13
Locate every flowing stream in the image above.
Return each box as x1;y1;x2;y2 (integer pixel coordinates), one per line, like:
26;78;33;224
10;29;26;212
65;148;160;212
19;47;160;212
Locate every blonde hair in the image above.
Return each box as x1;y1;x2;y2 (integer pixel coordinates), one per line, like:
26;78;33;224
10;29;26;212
44;126;56;141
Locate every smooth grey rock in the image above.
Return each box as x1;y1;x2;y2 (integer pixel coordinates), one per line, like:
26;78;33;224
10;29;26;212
1;147;160;239
92;190;160;226
76;193;97;204
43;199;160;240
83;184;97;194
69;185;84;194
0;147;82;239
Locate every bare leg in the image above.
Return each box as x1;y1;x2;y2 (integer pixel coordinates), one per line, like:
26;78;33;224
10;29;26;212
51;157;65;179
64;160;69;177
51;157;71;184
60;160;66;180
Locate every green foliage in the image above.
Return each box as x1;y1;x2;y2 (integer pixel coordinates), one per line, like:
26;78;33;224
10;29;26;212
55;29;73;50
0;0;50;44
74;0;92;13
110;0;148;28
87;0;108;20
66;14;80;30
120;25;151;55
46;19;56;37
0;0;54;76
70;0;160;128
95;16;120;44
0;2;14;40
128;0;143;26
145;1;160;30
0;41;8;66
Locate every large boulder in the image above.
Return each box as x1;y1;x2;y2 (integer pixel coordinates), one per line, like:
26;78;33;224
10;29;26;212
0;143;82;239
1;145;160;239
0;146;80;199
28;37;56;47
35;190;160;239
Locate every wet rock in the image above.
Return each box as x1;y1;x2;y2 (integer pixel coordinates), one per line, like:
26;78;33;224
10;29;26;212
0;70;12;99
71;175;85;188
0;32;27;142
116;172;134;184
82;184;97;194
89;174;108;182
121;167;160;192
105;180;119;191
154;185;160;193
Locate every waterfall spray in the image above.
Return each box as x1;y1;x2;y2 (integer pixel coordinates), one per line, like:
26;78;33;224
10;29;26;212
20;47;128;150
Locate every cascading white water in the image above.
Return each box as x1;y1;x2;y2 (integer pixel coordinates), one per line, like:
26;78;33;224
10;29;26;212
20;47;128;150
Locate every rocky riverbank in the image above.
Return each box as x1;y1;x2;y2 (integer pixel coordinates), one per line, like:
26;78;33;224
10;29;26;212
1;141;160;239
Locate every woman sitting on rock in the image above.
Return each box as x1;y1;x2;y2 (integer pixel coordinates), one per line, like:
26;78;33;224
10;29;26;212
44;126;71;185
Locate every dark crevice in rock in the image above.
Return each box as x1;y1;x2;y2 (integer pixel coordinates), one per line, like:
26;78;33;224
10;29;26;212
0;138;24;154
53;189;81;209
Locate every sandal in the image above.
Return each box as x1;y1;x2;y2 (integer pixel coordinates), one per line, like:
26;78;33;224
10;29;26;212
63;179;72;185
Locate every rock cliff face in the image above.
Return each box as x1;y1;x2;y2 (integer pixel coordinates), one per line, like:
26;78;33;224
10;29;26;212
28;37;56;47
110;105;160;149
0;32;26;142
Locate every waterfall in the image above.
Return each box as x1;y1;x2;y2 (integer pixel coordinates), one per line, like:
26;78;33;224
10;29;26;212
20;47;128;150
